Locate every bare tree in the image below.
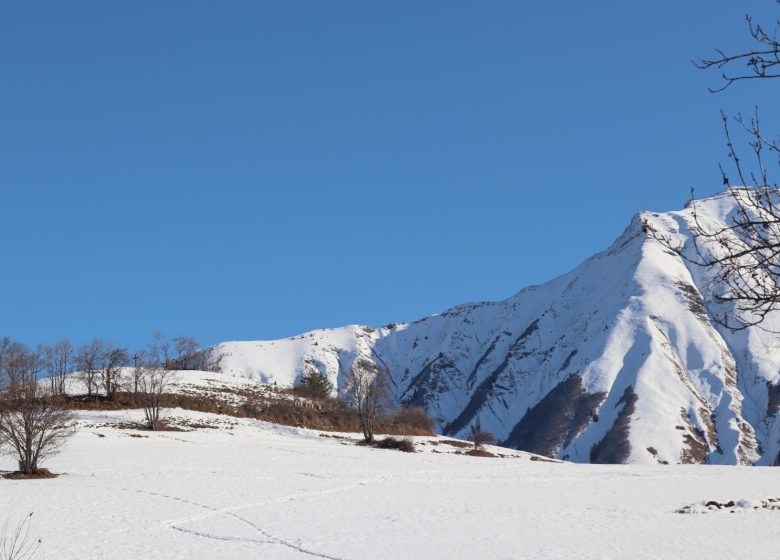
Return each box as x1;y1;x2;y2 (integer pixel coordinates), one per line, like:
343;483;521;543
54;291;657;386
99;345;128;401
185;346;224;373
0;369;74;475
648;2;780;330
469;423;496;451
171;336;198;368
345;357;389;443
74;339;107;398
149;333;223;372
39;338;73;396
149;332;172;369
138;362;176;430
0;338;10;390
0;338;39;390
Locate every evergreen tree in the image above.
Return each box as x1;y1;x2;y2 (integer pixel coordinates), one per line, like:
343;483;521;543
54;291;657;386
297;369;333;400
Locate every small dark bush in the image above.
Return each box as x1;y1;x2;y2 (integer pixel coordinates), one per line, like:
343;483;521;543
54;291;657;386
465;448;495;458
374;436;415;453
469;425;496;450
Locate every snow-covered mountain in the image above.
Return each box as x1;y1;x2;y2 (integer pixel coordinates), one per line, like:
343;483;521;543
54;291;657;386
215;190;780;466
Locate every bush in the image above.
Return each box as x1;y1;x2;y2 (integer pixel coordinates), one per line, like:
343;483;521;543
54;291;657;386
374;436;415;453
469;424;496;451
465;448;495;458
239;394;263;417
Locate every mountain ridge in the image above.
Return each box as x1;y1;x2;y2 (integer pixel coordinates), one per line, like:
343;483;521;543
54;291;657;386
215;190;780;465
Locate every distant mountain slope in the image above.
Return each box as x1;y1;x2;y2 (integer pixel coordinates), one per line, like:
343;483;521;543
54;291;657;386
216;189;780;466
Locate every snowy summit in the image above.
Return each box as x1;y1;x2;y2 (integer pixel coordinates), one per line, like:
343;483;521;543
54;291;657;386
214;190;780;466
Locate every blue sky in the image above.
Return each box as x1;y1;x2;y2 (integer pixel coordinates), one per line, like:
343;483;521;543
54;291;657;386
1;1;778;350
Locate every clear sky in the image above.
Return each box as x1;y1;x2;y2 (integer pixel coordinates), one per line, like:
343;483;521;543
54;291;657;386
2;1;778;350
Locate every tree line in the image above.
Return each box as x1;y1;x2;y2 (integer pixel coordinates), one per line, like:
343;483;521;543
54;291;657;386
1;331;491;475
0;333;222;476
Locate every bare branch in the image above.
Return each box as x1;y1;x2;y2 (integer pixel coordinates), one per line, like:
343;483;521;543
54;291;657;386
696;7;780;91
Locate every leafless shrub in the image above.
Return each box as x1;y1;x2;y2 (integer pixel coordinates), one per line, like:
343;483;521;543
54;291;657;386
0;513;40;560
469;424;496;451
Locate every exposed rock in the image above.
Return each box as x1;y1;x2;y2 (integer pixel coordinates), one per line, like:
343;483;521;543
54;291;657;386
503;374;605;458
590;386;638;464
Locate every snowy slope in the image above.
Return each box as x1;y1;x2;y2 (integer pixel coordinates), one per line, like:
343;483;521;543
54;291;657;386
2;410;778;560
216;189;780;466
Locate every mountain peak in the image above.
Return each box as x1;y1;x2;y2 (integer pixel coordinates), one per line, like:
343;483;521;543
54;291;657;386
215;192;780;465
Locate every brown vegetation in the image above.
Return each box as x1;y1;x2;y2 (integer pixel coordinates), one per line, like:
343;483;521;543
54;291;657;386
440;439;472;449
373;436;416;453
65;390;436;436
3;468;58;480
469;424;496;451
464;448;496;458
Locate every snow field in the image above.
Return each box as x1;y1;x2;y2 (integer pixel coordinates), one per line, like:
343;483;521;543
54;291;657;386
2;409;777;560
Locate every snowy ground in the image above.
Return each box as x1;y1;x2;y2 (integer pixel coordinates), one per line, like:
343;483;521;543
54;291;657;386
1;409;778;560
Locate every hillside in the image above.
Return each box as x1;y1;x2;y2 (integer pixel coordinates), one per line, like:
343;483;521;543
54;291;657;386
2;403;778;560
215;190;780;466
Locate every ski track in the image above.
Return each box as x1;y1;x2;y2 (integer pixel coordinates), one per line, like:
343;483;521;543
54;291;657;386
121;469;444;560
123;467;451;559
126;487;345;560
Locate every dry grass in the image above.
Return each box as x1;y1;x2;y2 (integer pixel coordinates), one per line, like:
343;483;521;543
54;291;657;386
3;468;59;480
373;436;416;453
441;439;472;448
66;391;437;436
464;449;496;458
